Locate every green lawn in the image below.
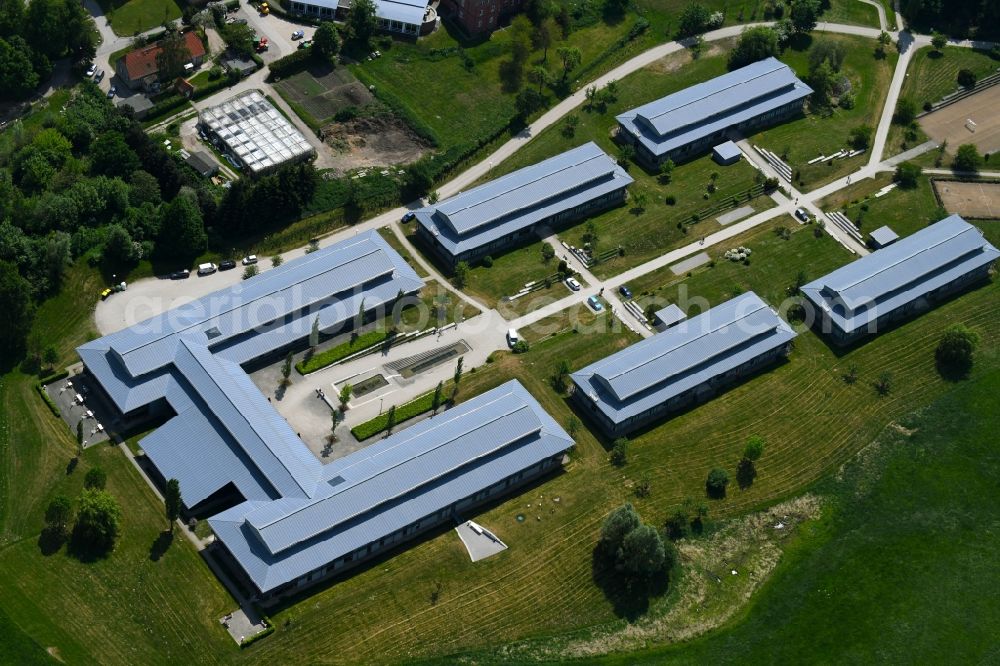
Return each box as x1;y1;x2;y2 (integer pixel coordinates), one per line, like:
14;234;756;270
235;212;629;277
379;226;429;277
822;0;881;27
819;172;943;241
602;361;1000;664
752;34;897;191
461;237;574;315
106;0;182;36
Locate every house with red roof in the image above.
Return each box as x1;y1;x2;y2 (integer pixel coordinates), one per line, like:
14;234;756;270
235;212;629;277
115;31;206;92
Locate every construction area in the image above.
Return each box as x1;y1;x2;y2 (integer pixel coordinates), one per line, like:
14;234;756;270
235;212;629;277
919;84;1000;155
933;180;1000;219
198;90;316;176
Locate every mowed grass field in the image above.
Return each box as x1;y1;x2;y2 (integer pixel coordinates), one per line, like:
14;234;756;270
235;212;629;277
818;172;943;241
751;34;897;191
105;0;182;36
822;0;881;27
606;362;1000;664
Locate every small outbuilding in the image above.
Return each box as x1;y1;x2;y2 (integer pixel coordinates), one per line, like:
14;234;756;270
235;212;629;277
712;140;742;165
653;303;687;331
185;151;219;178
869;225;899;249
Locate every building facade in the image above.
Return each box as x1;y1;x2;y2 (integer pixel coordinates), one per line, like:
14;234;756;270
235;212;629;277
442;0;522;35
571;292;796;437
616;57;812;168
414;142;633;268
801;215;1000;346
285;0;436;36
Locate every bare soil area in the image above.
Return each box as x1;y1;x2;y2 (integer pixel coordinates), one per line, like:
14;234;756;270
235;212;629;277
321;113;431;174
933;179;1000;219
920;84;1000;155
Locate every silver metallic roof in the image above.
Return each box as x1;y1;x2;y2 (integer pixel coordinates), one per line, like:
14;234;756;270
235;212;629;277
801;215;999;335
571;292;796;424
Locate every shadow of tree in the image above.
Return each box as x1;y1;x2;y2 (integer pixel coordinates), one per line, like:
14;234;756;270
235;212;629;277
149;530;174;562
67;531;113;564
936;358;973;382
66;457;79;475
590;545;669;621
737;458;757;490
37;527;67;556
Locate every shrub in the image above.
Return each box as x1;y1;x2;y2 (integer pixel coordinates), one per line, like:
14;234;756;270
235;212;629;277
610;438;628;466
935;323;979;378
665;194;676;205
706;467;729;498
743;435;765;461
511;339;530;354
84;467;107;490
895;161;922;188
297;329;389;374
957;69;977;88
481;255;493;268
953;144;982;172
350;391;436;440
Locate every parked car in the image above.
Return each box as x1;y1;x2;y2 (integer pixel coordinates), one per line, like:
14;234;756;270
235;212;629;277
107;85;117;98
100;288;112;301
242;255;258;265
618;285;633;299
85;63;97;77
794;207;810;223
94;69;104;82
587;295;604;312
291;30;304;40
565;277;581;291
224;154;241;170
298;40;312;49
506;328;520;348
259;1;269;14
219;259;237;271
255;37;269;52
171;269;190;280
401;211;415;223
197;262;218;276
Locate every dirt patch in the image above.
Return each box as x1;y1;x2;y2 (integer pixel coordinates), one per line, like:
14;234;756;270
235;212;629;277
933;179;1000;219
919;84;1000;155
275;65;375;124
321;113;431;174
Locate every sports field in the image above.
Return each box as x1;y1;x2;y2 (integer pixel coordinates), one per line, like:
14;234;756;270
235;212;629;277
919;84;1000;155
933;180;1000;219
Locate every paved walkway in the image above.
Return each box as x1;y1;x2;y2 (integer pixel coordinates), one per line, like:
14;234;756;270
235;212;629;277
858;0;888;32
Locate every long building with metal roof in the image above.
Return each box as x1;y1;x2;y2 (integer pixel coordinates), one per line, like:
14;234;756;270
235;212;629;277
413;142;633;267
209;380;573;598
616;57;812;167
571;292;796;437
801;215;999;345
77;233;574;599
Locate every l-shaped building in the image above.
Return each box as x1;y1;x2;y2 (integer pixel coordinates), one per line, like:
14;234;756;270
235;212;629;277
77;232;573;600
801;215;999;345
571;292;796;437
616;57;812;168
414;142;633;267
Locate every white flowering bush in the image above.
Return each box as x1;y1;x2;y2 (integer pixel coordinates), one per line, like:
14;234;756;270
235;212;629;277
724;246;753;262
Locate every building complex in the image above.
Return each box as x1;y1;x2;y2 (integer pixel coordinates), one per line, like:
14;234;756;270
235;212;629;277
801;215;999;345
414;142;633;267
616;57;812;168
571;292;796;437
286;0;437;36
77;232;574;600
115;31;206;92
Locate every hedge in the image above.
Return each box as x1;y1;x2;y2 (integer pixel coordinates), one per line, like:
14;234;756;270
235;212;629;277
239;617;274;648
266;49;316;80
296;329;391;374
35;370;69;418
350;391;436;440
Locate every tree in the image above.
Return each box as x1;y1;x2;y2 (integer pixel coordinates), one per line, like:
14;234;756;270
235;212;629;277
102;224;140;269
243;264;259;280
329;407;341;442
541;243;556;262
314;22;342;62
706;467;729;498
631;190;648;212
432;380;443;414
84;467;107;490
953;144;982;172
894;161;922;188
875;30;892;57
677;2;712;37
454;356;464;388
874;370;893;396
743;435;765;461
610;437;628;466
164;478;181;532
309;316;320;348
935;324;979;377
515;87;545;119
280;351;292;386
45;495;73;537
599;503;640;556
0;37;40;100
72;488;121;555
809;39;847;73
728;26;779;70
532;17;558;62
616;524;668;579
156;195;206;260
348;0;378;46
271;254;284;268
658;158;675;183
76;420;84;458
931;31;947;52
957;68;976;88
0;261;34;366
155;30;189;81
556;46;581;83
385;404;397;435
849;125;872;151
89;133;140;179
527;65;550;93
453;261;470;288
893;98;917;126
339;383;352;410
807;59;837;108
789;0;820;33
223;22;254;57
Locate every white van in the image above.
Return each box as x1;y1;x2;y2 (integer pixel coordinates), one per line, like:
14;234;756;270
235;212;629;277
506;328;519;348
197;262;217;276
